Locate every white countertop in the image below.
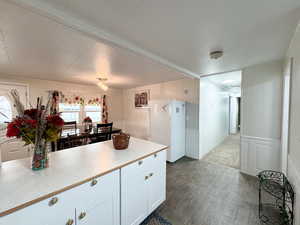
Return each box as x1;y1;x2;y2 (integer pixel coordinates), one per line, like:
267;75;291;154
0;137;167;217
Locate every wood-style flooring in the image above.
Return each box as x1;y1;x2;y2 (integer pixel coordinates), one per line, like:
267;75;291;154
202;134;240;169
158;158;260;225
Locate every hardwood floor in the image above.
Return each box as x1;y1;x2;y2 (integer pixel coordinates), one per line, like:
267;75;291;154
158;158;260;225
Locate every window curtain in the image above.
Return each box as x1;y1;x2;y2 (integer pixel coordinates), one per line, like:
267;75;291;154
50;91;60;115
102;95;108;123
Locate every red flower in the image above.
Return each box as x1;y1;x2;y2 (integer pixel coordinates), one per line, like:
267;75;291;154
47;115;64;127
83;117;92;123
6;119;21;137
24;109;39;119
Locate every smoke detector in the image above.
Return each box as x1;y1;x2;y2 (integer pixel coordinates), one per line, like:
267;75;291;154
210;51;223;60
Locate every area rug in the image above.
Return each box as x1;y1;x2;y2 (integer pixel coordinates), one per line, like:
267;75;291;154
141;212;172;225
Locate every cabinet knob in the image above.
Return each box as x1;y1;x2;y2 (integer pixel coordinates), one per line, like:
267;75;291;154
154;154;157;158
138;160;143;165
49;197;58;206
66;219;74;225
79;212;87;220
91;179;98;186
145;175;149;180
149;172;154;177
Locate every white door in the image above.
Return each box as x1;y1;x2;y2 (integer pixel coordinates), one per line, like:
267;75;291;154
148;151;166;213
0;82;29;162
170;101;186;162
121;158;150;225
229;97;239;134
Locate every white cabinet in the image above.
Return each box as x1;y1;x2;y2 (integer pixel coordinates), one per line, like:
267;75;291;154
76;170;120;225
121;150;166;225
0;150;166;225
148;152;166;213
0;189;76;225
0;170;120;225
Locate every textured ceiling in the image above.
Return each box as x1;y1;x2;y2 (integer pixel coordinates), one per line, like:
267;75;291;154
14;0;300;76
0;1;188;89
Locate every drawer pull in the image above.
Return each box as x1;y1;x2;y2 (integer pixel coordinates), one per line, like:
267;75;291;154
91;179;98;186
79;212;87;220
49;197;58;206
154;154;157;158
145;175;149;180
149;172;154;177
138;160;143;165
66;219;74;225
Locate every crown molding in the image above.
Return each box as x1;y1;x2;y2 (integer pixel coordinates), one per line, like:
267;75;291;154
7;0;200;79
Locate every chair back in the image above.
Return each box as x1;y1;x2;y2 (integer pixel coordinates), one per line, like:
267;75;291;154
63;121;77;135
96;122;113;141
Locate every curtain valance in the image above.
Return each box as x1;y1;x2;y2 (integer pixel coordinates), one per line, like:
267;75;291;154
59;93;102;106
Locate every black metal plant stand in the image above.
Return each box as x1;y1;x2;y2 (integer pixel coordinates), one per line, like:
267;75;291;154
258;171;294;225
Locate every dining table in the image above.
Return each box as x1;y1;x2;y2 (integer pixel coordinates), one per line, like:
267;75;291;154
52;127;122;151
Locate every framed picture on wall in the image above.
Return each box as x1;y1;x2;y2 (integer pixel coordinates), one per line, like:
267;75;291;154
135;90;150;108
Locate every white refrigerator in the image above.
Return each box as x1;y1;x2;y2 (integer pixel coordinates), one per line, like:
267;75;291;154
148;100;186;162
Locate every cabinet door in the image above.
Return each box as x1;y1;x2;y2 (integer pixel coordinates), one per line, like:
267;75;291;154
76;170;120;225
148;150;166;213
121;157;151;225
0;191;76;225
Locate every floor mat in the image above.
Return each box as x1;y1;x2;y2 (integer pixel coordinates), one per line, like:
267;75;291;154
141;212;172;225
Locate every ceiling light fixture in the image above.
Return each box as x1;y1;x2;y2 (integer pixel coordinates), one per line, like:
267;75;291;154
210;50;223;60
97;78;109;91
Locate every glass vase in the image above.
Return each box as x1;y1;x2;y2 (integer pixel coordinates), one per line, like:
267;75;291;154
32;140;49;170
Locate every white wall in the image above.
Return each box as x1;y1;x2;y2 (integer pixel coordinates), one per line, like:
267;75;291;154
286;22;300;224
122;78;199;158
0;75;124;128
240;60;283;175
241;60;283;139
199;79;229;158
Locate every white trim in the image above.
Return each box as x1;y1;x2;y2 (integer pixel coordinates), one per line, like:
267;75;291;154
240;135;281;176
7;0;200;79
241;135;280;143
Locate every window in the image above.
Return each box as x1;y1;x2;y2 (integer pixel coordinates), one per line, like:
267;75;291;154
59;103;102;124
84;105;102;123
59;103;80;123
0;96;12;123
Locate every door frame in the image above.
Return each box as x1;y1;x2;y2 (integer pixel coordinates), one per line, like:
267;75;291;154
0;81;30;107
281;58;293;174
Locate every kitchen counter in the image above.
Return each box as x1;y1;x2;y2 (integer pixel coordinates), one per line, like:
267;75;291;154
0;137;167;217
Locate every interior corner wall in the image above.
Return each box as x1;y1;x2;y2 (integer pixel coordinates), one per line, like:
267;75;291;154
286;23;300;224
122;78;199;159
199;78;229;159
240;60;283;175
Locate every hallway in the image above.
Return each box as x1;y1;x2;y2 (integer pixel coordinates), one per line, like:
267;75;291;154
202;134;240;169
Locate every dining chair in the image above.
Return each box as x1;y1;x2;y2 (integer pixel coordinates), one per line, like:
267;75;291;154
63;121;77;135
95;122;113;142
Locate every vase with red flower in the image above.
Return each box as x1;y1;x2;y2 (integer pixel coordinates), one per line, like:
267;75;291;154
6;90;64;170
83;116;93;133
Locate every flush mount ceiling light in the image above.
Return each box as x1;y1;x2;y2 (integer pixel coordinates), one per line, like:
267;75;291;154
210;50;223;60
97;77;109;91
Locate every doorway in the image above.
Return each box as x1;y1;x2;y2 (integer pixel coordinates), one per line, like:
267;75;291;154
0;82;30;163
199;71;242;169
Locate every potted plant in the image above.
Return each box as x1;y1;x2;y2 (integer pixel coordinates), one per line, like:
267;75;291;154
6;90;64;170
83;116;93;132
